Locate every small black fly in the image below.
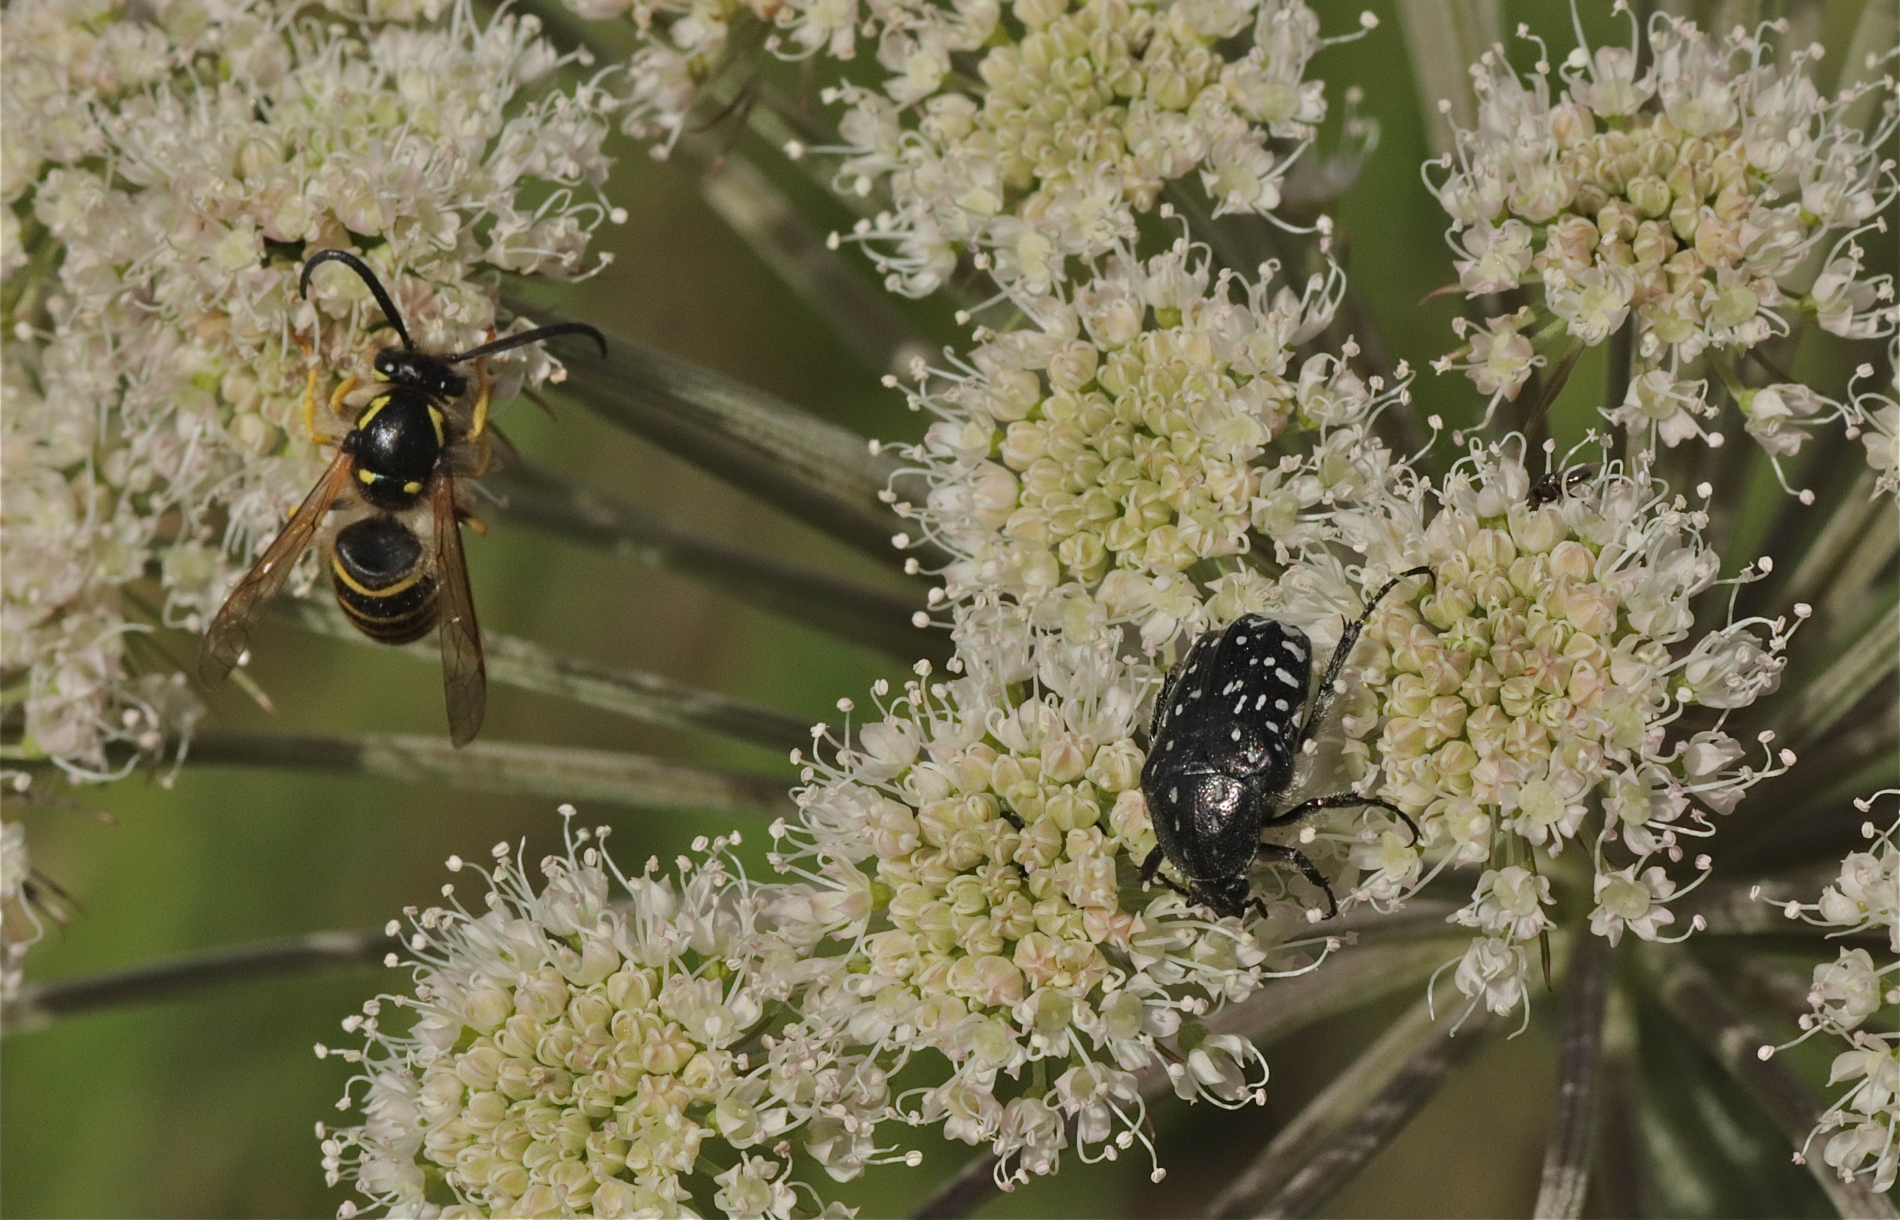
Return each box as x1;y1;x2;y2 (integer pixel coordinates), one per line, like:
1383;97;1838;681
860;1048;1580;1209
1527;464;1596;508
1138;568;1432;920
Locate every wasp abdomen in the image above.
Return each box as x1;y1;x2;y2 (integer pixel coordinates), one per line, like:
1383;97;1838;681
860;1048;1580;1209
330;516;438;645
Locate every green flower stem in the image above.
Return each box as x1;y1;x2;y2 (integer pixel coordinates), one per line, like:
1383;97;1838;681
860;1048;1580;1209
0;731;797;817
1638;943;1900;1220
1780;600;1900;751
1533;933;1613;1220
1207;993;1497;1219
1590;984;1645;1218
1;927;395;1038
274;601;813;752
499;296;952;572
1393;0;1501;157
909;938;1469;1220
698;154;929;376
487;460;949;664
1772;467;1881;612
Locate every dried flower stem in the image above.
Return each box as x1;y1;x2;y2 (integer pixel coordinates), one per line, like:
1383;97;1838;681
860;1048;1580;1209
275;602;812;752
1209;995;1495;1218
0;732;794;817
1533;933;1613;1219
488;461;947;663
1638;943;1900;1220
502;299;948;568
1;927;395;1038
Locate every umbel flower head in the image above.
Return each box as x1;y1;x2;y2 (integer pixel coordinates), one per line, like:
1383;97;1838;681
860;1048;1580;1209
1;0;618;777
0;820;46;1001
890;237;1406;651
1428;7;1899;474
821;0;1370;295
319;811;863;1218
566;0;775;159
1759;788;1900;1195
768;619;1335;1186
1306;439;1802;1025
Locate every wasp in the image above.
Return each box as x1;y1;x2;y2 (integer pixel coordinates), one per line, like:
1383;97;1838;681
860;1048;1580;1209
1527;464;1597;508
1138;569;1432;920
197;249;606;746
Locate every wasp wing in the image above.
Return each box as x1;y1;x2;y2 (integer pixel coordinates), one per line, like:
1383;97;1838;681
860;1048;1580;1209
431;473;486;747
197;448;354;685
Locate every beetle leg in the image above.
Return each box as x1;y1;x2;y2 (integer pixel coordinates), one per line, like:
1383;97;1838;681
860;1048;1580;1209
1255;843;1337;918
1137;845;1193;901
997;807;1025;831
1268;791;1420;846
1298;565;1434;752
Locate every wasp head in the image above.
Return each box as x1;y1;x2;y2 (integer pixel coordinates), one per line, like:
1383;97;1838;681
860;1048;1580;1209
374;348;467;400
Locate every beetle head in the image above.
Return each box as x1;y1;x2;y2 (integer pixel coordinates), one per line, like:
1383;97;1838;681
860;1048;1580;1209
1195;874;1253;920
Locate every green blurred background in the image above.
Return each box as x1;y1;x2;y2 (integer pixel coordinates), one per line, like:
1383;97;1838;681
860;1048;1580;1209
1;0;1882;1214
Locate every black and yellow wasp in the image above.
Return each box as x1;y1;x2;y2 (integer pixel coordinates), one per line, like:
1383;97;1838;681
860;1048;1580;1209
197;249;606;746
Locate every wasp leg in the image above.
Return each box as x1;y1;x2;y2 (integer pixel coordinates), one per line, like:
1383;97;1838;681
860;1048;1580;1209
309;373;357;445
1255;843;1337;918
469;357;491;439
1267;791;1421;846
1299;565;1435;753
300;369;344;445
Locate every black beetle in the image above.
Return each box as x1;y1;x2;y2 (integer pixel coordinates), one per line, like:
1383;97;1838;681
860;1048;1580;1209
1137;567;1432;920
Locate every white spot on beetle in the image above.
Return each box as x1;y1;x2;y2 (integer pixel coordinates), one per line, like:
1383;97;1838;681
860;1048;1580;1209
1234;698;1246;712
1286;642;1306;661
1255;695;1268;709
1276;668;1298;686
1230;727;1241;741
1275;699;1289;711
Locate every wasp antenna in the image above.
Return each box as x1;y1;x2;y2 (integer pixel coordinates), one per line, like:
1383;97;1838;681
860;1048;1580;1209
299;249;415;351
450;322;608;364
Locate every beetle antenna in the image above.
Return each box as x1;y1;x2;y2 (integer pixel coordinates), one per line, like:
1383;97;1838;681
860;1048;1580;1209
450;322;608;364
300;249;415;351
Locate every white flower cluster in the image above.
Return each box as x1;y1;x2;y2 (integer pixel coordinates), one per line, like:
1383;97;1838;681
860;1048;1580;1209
1428;9;1899;472
565;0;775;158
890;238;1406;649
1314;442;1803;1026
822;0;1362;296
768;626;1331;1186
0;820;43;1001
1761;790;1900;1195
321;811;866;1218
1835;334;1900;498
2;0;618;776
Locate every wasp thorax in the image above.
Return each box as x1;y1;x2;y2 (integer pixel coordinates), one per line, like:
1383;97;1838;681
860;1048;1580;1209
346;395;443;510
